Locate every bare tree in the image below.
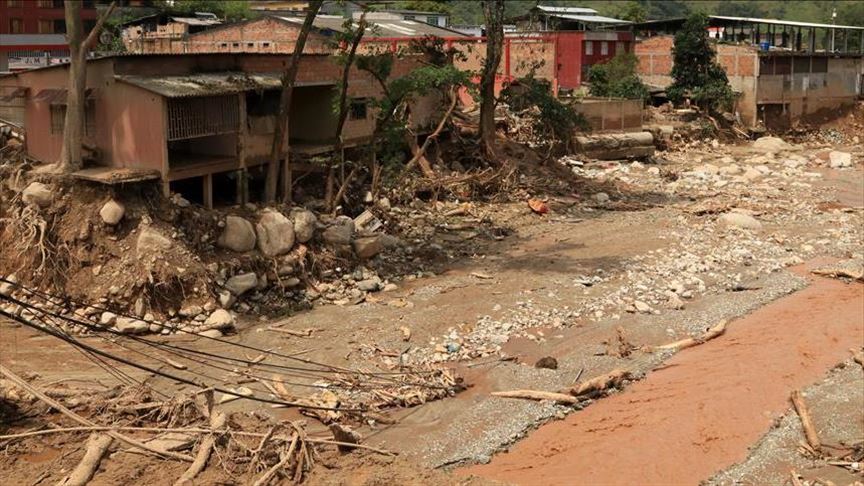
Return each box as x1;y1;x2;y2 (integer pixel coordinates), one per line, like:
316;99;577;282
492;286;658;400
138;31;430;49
479;0;504;159
325;12;368;212
58;0;116;173
266;0;324;203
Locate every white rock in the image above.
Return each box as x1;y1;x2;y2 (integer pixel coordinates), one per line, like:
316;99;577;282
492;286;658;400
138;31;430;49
718;212;763;231
178;304;203;317
99;311;117;327
593;192;610;204
633;300;652;313
256;210;295;257
203;309;235;331
752;136;791;153
218;290;236;309
199;329;223;339
22;182;53;207
291;209;318;243
829;151;852;168
99;200;125;225
0;274;17;296
136;227;172;256
225;272;257;296
115;317;149;334
217;216;256;252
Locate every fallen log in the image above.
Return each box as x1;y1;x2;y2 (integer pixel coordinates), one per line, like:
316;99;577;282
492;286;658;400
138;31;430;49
656;320;728;352
58;433;113;486
570;369;630;397
791;390;821;452
491;390;580;404
174;411;226;485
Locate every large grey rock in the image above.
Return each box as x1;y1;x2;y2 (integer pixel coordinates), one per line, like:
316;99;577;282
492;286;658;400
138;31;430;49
136;227;172;256
829;151;853;168
115;317;149;334
752;136;791;153
718;212;763;230
99;200;125;225
217;216;256;252
323;218;354;246
225;272;257;296
202;309;235;331
22;182;53;207
291;209;318;243
353;235;383;259
256;210;295;257
356;277;382;292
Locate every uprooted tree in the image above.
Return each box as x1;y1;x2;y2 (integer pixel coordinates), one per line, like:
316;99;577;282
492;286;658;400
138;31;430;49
58;0;116;173
667;12;734;112
267;0;323;203
479;0;505;159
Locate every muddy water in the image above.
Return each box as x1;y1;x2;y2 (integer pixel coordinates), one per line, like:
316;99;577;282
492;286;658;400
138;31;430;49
463;271;864;485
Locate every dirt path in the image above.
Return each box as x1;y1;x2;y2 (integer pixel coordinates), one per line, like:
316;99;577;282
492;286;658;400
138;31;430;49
463;270;864;485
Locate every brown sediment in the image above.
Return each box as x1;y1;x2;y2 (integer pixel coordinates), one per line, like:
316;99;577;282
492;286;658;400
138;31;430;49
463;273;864;486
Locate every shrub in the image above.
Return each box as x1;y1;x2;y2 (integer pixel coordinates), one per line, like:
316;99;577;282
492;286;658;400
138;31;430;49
587;53;648;100
668;13;734;112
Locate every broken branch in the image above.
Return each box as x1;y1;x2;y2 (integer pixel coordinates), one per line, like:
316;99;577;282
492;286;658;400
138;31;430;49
791;390;821;452
491;390;580;404
656;320;727;352
58;433;113;486
570;369;631;397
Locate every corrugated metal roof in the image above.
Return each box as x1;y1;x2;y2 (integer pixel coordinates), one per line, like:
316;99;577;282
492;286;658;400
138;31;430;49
276;15;466;38
710;15;864;31
169;16;223;26
33;88;97;104
0;34;68;46
546;13;630;25
535;6;599;15
115;72;334;98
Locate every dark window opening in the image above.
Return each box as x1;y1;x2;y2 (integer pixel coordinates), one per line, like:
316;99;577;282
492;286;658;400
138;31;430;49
53;19;66;34
246;89;280;117
246;165;268;203
774;57;791;75
247;42;254;47
232;42;240;48
262;42;270;47
793;57;810;73
759;56;773;75
349;98;368;120
169;177;204;206
811;57;828;73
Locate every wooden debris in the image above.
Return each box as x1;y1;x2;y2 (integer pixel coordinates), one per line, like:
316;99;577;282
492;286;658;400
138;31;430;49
491;390;580;404
328;423;362;453
174;411;226;486
656;320;727;352
790;470;805;486
400;326;411;342
791;390;821;452
852;348;864;369
570;369;631;397
58;433;113;486
266;327;317;337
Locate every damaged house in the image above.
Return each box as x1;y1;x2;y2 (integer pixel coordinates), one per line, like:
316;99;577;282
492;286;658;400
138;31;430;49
0;52;442;207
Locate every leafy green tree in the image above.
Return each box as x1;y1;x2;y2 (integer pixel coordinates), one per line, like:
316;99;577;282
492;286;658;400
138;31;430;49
154;0;253;21
587;53;648;100
667;13;733;112
613;1;647;23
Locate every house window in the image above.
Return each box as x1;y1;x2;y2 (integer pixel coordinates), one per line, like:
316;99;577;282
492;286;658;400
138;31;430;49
9;18;23;34
600;41;609;55
616;41;624;55
53;19;66;34
38;19;54;34
349;99;368;120
585;41;593;55
262;42;270;48
427;16;439;26
50;101;96;136
38;0;53;7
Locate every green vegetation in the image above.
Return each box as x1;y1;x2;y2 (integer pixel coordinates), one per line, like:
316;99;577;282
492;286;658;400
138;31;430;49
667;13;734;112
153;0;253;22
587;53;648;100
501;76;589;152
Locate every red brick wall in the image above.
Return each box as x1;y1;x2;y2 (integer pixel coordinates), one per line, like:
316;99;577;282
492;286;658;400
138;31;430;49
635;35;757;83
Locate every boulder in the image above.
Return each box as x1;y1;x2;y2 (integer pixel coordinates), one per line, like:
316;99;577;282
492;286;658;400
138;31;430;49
353;235;383;260
752;136;791;153
225;272;257;296
136;227;172;256
593;192;610;204
217;216;256;252
99;311;117;327
718;212;763;231
218;290;236;309
829;151;853;168
199;329;224;339
178;304;203;318
202;309;235;331
115;317;149;334
323;219;354;246
99;200;125;225
356;276;382;292
291;209;318;243
255;210;295;257
22;182;53;207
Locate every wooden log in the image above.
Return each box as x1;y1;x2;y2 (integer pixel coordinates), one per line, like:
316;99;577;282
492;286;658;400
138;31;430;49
174;411;226;485
570;369;631;397
791;390;821;452
790;470;804;486
58;433;113;486
657;320;728;352
491;390;580;404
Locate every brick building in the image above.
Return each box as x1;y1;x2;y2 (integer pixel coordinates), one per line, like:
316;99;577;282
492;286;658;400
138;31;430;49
0;52;442;206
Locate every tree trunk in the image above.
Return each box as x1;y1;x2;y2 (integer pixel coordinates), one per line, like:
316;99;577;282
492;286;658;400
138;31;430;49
479;0;504;160
59;0;115;173
266;0;323;203
326;13;367;212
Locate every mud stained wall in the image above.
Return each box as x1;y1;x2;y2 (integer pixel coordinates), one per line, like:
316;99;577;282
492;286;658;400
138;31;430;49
103;82;166;172
184;17;332;54
756;55;864;125
573;98;644;132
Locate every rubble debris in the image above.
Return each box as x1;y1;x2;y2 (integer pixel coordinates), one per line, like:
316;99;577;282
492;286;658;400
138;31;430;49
752;136;794;153
534;356;558;369
21;181;53;207
811;259;864;282
575;132;655;160
828;151;853;169
353;235;383;260
225;272;258;296
528;198;549;214
570;369;631;397
790;390;822;453
718;212;763;231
